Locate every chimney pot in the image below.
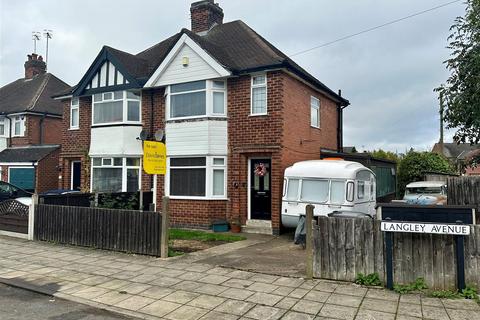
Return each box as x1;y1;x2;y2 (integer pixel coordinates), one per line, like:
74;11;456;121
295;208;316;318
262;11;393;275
24;53;46;79
190;0;224;34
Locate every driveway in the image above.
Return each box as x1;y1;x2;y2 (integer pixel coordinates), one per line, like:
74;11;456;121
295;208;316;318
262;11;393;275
195;233;307;277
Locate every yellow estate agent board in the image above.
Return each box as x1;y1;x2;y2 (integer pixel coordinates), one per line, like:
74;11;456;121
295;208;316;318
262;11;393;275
143;141;166;175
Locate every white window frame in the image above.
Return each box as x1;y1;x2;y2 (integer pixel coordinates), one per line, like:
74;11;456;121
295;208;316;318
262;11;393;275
12;116;25;137
0;117;6;137
250;73;268;116
91;91;141;126
166;156;227;200
310;96;320;128
166;79;227;120
90;157;141;192
70;97;80;130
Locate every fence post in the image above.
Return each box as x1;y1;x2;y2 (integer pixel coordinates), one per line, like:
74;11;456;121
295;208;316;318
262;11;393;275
28;194;39;241
306;204;314;279
160;196;170;258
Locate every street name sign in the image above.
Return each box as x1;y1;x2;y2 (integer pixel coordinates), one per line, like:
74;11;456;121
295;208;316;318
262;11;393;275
381;221;470;235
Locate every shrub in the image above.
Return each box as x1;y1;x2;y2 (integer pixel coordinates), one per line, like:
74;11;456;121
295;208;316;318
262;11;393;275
355;273;382;286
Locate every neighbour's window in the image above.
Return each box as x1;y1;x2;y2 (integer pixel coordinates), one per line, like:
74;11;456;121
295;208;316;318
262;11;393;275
13;116;24;136
92;91;141;125
311;96;320;128
170;81;207;118
0;117;5;136
91;157;140;192
212;81;226;115
286;179;299;201
70;97;79;129
330;180;345;204
301;179;329;203
170;157;206;196
251;74;267;115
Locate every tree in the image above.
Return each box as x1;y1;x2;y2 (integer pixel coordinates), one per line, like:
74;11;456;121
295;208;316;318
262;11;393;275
436;0;480;163
369;149;402;163
397;151;454;197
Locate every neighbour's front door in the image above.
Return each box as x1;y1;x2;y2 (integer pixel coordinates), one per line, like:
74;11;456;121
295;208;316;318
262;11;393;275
250;159;271;220
71;161;81;190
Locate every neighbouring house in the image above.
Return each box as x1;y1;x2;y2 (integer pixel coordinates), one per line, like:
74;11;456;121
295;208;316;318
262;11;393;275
432;142;480;176
54;0;349;234
0;53;69;192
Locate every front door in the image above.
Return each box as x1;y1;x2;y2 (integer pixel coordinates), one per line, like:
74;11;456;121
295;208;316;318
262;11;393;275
250;159;271;220
71;161;81;190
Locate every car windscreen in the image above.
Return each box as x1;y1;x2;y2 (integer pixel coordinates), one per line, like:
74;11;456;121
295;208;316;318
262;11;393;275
406;187;442;195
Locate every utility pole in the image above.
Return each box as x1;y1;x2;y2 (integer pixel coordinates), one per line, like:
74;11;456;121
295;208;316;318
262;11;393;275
439;91;445;155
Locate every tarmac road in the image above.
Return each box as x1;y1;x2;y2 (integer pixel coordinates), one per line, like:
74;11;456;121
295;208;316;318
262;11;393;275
0;283;132;320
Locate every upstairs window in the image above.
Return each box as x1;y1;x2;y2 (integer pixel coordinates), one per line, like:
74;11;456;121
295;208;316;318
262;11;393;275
0;117;5;136
168;80;226;119
70;97;79;129
13;116;25;137
251;74;267;115
92;91;141;125
311;96;320;128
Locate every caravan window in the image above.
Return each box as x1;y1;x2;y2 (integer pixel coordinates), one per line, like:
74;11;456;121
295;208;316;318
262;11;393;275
358;181;365;199
330;181;345;204
286;179;299;201
301;179;329;203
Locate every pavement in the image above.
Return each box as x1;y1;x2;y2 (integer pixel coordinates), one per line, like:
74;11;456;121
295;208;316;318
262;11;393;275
0;283;132;320
0;235;479;320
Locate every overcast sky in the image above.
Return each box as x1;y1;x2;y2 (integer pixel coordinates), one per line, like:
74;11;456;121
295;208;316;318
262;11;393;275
0;0;465;153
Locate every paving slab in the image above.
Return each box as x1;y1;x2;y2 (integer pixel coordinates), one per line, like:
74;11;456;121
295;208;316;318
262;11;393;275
244;305;286;320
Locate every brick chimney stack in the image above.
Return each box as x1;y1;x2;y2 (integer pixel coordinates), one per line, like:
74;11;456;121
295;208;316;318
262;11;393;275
24;53;46;79
190;0;224;34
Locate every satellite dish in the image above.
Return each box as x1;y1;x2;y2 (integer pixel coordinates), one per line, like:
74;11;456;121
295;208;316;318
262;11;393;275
139;130;148;141
154;129;164;142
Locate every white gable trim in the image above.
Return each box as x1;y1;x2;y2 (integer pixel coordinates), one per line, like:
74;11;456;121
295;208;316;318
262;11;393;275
144;34;231;88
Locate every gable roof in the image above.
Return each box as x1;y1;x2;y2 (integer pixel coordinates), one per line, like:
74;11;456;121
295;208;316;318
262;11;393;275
1;73;70;116
433;142;480;161
0;145;59;163
57;20;348;105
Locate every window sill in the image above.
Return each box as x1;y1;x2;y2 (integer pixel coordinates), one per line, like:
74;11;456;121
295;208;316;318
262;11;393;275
249;113;268;117
166;115;227;121
91;122;142;128
168;196;228;201
311;125;321;129
69;127;80;131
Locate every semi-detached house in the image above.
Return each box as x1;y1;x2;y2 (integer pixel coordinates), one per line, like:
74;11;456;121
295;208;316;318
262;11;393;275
54;0;349;235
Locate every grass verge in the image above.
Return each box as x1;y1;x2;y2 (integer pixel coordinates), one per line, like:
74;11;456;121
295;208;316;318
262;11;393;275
169;229;246;242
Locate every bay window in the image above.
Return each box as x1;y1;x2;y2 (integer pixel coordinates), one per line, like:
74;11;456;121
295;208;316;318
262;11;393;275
168;156;227;198
168;79;226;119
70;97;79;129
0;117;5;136
251;74;267;115
13;116;24;137
92;91;141;125
91;157;141;192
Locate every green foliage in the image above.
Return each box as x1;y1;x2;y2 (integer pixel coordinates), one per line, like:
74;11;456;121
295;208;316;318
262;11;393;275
429;290;461;299
397;151;454;196
461;285;479;300
436;0;480;150
369;149;402;163
393;278;428;294
169;228;246;242
168;244;184;257
355;273;382;286
96;192;139;210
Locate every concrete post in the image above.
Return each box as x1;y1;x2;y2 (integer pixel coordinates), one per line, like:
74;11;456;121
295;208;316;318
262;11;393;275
28;194;39;240
306;204;314;279
160;196;170;258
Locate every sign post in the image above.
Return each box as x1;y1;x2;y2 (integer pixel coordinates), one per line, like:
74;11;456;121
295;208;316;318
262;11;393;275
143;141;166;211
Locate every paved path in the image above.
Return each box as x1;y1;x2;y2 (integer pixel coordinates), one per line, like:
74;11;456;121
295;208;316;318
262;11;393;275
0;236;479;320
0;283;132;320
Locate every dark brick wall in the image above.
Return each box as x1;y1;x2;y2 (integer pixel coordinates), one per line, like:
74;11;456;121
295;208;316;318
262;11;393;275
36;148;60;192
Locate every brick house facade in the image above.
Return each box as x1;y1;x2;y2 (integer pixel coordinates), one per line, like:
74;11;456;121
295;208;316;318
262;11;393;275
55;0;348;234
0;54;69;192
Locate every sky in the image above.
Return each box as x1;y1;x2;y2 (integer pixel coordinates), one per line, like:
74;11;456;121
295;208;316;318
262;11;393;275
0;0;466;153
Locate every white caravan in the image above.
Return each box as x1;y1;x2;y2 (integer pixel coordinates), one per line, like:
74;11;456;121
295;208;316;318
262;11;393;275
282;160;376;227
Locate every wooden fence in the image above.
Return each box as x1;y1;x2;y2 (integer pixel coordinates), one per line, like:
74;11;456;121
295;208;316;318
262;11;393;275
34;204;164;256
448;176;480;223
313;217;480;290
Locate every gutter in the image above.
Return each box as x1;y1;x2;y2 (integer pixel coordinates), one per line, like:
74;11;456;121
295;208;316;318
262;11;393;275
39;112;47;144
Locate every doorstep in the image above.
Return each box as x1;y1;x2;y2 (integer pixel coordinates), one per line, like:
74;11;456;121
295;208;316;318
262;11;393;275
242;219;273;235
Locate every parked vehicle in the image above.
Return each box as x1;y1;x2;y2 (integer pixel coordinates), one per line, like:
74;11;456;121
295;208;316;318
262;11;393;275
0;181;32;203
282;160;376;228
39;189;82;196
403;181;447;205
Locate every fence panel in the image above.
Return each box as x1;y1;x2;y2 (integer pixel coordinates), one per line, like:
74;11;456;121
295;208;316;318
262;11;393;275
34;204;162;256
313;217;480;289
448;176;480;223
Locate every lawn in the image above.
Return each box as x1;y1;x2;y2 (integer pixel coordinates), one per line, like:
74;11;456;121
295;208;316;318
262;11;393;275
168;228;246;256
